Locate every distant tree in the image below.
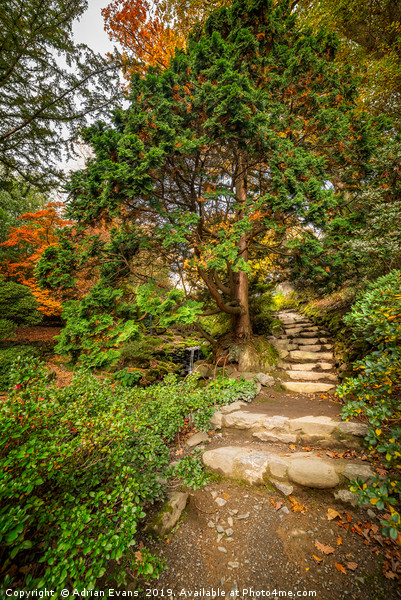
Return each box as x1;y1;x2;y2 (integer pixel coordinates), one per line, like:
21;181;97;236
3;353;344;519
0;176;47;243
0;0;122;187
296;0;401;126
0;202;71;316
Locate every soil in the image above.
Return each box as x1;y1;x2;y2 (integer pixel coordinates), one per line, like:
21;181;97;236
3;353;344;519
143;481;401;600
11;325;62;343
243;389;343;420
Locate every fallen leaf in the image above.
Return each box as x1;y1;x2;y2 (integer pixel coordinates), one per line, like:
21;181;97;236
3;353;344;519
384;571;397;580
135;551;143;564
371;524;379;534
222;492;230;500
289;496;307;513
328;508;341;521
315;541;335;555
346;562;358;571
275;501;283;511
312;555;323;563
346;513;352;523
270;499;276;508
335;563;347;574
337;537;342;546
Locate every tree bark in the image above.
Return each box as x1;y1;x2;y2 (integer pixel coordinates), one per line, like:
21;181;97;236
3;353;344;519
232;150;252;341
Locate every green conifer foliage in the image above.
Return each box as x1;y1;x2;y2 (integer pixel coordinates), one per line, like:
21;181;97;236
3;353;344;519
65;0;381;340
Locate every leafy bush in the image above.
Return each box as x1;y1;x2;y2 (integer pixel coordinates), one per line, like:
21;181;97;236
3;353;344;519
167;451;211;490
337;271;401;543
120;337;164;366
0;362;257;592
55;284;140;368
0;276;42;339
114;368;143;387
0;346;39;390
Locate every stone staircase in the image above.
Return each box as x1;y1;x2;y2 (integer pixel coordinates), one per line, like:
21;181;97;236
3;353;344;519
201;310;374;503
271;309;338;394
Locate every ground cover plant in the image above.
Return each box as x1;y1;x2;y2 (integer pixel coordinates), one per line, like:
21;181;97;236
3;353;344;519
0;356;257;594
337;271;401;543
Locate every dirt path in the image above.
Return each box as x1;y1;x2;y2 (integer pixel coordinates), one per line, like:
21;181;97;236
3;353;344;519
139;311;400;600
144;482;400;600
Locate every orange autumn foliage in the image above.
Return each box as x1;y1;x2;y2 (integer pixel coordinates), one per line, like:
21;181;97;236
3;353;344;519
103;0;183;75
0;202;72;317
102;0;228;76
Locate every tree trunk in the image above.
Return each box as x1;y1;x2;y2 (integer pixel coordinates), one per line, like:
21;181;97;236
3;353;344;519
232;150;252;341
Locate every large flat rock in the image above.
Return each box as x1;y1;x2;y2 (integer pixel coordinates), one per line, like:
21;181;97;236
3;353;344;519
202;446;361;490
286;370;337;382
287;362;334;371
282;381;335;393
287;458;339;488
212;411;364;448
288;415;338;435
288;350;334;362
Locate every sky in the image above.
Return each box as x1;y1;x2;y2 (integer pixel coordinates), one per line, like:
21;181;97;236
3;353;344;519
62;1;116;173
72;0;114;54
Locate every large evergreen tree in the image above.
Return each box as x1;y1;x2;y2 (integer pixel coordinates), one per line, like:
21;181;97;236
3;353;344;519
0;0;122;187
63;0;380;341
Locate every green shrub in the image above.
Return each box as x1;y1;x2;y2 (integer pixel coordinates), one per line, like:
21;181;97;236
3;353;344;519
0;346;39;390
55;284;140;368
0;362;257;593
114;368;143;387
0;277;42;339
337;271;401;543
120;337;163;366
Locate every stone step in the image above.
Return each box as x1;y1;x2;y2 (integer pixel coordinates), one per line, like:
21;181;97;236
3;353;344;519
298;344;334;352
285;362;334;371
289;331;326;338
211;408;367;449
286;370;338;382
289;337;332;346
281;381;335;393
288;350;334;362
271;340;298;351
202;445;373;491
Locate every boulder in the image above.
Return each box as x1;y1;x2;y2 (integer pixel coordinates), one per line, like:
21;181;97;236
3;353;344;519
223;411;265;429
149;492;189;537
333;489;360;507
288;416;337;436
257;372;275;387
210;411;223;429
202;447;252;479
186;432;209;447
193;364;213;378
337;421;368;437
268;457;288;480
236;452;272;484
288;458;340;488
343;463;374;482
271;480;294;496
220;401;247;414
